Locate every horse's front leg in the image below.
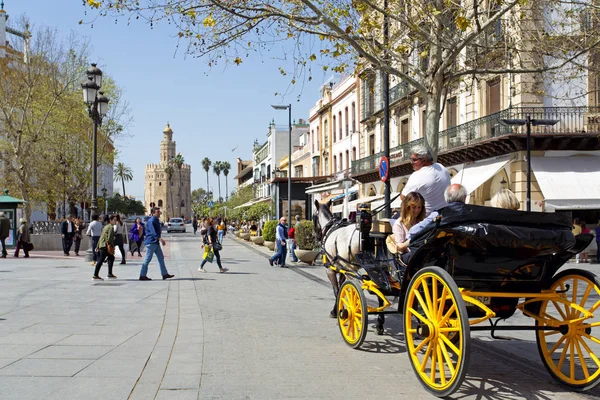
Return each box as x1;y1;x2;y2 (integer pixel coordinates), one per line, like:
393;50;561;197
376;296;385;335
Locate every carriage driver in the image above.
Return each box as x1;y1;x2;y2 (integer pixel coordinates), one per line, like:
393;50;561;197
401;145;451;217
398;184;467;264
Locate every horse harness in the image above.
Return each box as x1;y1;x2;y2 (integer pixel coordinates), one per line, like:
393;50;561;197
319;218;361;270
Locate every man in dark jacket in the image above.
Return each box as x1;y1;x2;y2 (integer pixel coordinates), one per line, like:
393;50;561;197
60;214;75;256
0;212;10;258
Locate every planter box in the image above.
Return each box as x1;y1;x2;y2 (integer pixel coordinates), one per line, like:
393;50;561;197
295;249;319;264
264;241;275;251
251;236;264;245
241;232;251;241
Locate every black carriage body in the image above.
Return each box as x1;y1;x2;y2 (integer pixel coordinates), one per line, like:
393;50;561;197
406;203;578;293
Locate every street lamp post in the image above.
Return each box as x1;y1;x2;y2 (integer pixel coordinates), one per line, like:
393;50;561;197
81;63;110;217
501;115;559;211
272;104;292;230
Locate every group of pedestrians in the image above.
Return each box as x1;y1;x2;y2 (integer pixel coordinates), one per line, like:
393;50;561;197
268;215;301;268
198;217;228;273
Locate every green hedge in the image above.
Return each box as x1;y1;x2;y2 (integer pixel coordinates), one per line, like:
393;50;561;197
262;220;277;242
295;220;318;250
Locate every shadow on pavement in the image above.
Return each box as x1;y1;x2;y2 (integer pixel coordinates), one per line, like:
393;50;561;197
359;336;406;354
454;373;568;400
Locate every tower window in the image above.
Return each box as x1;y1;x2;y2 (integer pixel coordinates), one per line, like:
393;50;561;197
158;200;163;207
159;182;162;186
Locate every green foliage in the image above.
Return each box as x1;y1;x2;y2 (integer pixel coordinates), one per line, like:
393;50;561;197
246;202;270;222
107;194;146;215
295;220;318;250
262;220;277;242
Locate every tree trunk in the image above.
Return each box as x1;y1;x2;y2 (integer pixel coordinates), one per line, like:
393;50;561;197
225;177;228;201
217;175;221;201
122;178;126;198
424;76;443;162
206;171;209;195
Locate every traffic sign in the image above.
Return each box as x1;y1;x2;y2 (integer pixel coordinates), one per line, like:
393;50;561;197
150;202;156;208
207;201;214;208
379;156;389;182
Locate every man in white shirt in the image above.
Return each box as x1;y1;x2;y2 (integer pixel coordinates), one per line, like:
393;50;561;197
401;145;451;216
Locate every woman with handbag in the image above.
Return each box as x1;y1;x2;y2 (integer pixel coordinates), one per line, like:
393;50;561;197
198;217;228;273
129;217;144;257
14;218;31;258
93;214;118;280
113;214;127;264
73;218;85;256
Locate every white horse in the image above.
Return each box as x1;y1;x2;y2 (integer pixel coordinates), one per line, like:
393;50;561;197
313;200;387;333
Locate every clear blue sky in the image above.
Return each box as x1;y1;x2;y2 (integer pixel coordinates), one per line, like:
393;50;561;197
6;1;327;200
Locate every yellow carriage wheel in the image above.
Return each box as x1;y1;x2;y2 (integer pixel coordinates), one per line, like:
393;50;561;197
536;269;600;391
404;266;471;397
337;280;368;349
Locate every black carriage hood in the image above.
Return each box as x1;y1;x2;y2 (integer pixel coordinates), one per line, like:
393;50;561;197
409;202;575;255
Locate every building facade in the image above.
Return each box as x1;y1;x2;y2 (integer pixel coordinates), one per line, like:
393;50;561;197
144;124;192;222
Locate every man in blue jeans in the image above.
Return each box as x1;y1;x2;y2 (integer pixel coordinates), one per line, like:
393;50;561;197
139;207;174;281
269;217;288;268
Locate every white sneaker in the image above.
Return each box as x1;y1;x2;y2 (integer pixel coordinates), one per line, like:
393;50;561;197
198;267;206;272
220;267;229;273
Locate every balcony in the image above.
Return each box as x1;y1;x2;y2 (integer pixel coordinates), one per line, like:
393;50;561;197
362;81;412;120
352;106;600;176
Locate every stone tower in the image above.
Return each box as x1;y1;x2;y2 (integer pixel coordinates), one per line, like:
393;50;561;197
144;124;192;223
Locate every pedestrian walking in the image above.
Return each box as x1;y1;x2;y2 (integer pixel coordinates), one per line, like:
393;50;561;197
288;223;298;262
192;216;198;235
60;214;75;256
295;214;301;228
0;211;10;258
129;217;144;257
580;222;591;263
114;214;128;265
14;218;31;258
198;217;228;273
92;214;118;280
139;207;174;281
199;217;208;241
86;214;103;266
73;218;85;256
268;217;288;268
217;217;226;244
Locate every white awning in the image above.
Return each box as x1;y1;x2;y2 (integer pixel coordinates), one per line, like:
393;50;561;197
305;181;343;194
233;197;270;209
331;195;384;214
532;156;600;210
451;156;510;195
371;193;403;210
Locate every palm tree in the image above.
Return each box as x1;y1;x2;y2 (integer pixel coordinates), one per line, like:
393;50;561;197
165;164;174;219
173;153;185;218
113;162;133;198
221;161;231;201
202;157;211;195
213;161;222;202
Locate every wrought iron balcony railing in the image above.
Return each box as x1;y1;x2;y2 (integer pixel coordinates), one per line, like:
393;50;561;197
352;106;600;176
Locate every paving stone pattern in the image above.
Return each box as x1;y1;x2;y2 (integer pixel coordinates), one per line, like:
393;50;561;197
0;229;596;399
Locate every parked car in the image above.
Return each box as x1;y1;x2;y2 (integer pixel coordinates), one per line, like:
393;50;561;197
167;218;186;233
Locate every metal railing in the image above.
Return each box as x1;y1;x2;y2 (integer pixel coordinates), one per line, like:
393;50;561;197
352;106;600;175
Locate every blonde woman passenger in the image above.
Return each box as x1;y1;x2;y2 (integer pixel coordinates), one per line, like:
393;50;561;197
491;189;520;210
392;192;426;254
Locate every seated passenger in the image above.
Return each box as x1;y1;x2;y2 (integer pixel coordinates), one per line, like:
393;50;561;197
392;192;425;254
491;189;520;210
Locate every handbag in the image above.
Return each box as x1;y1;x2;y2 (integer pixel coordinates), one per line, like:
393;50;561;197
107;244;115;255
213;242;223;251
27;242;34;252
203;247;214;263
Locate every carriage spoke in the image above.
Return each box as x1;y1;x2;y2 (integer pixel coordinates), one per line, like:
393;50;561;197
421;278;434;319
571;279;579;319
570;339;576;380
439;303;457;327
341;297;351;309
408;307;429;325
437;287;448;321
578;336;600;368
547;335;567;356
412;337;430;355
581;322;600;329
432;278;438;320
579;284;593;310
574;337;590;379
557;337;571;372
582;332;600;346
419;342;434;373
353;319;359;340
590;300;600;314
439;331;461;356
438;338;456;376
542;312;560;323
550;300;569;322
414;291;433;320
430;342;437;383
542;330;561;337
437;343;446;386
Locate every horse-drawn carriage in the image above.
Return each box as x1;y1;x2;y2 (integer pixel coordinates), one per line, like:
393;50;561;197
314;200;599;397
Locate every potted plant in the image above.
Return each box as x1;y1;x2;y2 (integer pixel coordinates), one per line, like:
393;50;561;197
251;233;264;245
262;220;277;251
294;220;319;264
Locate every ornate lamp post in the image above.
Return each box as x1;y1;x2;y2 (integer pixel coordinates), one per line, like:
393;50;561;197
81;63;109;216
102;187;108;215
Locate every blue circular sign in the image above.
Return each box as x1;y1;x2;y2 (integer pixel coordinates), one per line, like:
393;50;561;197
207;201;214;208
379;156;389;182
